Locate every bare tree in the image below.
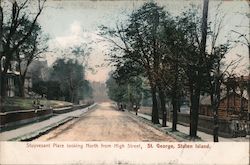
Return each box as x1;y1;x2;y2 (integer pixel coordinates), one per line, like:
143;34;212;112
231;29;250;116
206;1;247;142
0;0;47;98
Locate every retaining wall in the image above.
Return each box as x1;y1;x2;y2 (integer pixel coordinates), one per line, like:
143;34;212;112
0;103;94;131
0;108;53;130
53;104;91;114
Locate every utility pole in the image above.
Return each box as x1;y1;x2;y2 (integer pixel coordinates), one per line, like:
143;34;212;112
0;0;3;108
0;0;3;66
201;0;219;142
190;0;209;139
200;0;209;54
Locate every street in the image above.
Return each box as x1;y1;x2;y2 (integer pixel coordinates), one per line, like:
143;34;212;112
35;102;177;141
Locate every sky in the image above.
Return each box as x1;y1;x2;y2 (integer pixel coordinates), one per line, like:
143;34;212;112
36;0;249;82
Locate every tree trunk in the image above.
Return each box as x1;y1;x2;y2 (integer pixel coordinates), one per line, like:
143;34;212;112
70;89;74;103
1;53;9;98
151;86;160;124
19;76;25;98
1;70;7;98
158;88;167;127
172;63;179;131
189;86;200;138
210;91;219;142
248;78;250;121
213;105;219;142
248;45;250;120
74;89;79;104
172;93;178;131
1;48;13;98
18;59;28;98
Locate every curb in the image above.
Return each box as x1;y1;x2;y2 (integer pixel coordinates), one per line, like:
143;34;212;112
127;111;200;142
10;116;74;141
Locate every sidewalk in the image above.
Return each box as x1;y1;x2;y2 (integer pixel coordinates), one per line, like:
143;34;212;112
130;111;249;142
0;103;97;141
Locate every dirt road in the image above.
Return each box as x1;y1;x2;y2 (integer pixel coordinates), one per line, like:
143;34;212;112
35;102;177;141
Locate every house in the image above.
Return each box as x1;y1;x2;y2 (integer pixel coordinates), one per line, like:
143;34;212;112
199;93;248;118
23;60;49;98
1;57;20;97
199;95;212;116
199;92;248;120
0;57;46;98
219;92;248;120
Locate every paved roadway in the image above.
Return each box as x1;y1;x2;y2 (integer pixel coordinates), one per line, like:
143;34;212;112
35;102;177;141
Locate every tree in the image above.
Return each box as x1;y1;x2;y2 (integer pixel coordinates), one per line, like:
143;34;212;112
0;0;47;98
16;20;49;97
106;72;143;111
101;2;168;124
51;58;86;103
32;80;62;100
205;2;243;142
106;75;128;105
157;13;185;129
79;80;93;100
173;9;200;138
59;43;92;66
209;44;230;142
231;17;250;120
191;0;209;139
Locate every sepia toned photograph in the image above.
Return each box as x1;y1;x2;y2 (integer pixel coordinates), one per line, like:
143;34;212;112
0;0;249;164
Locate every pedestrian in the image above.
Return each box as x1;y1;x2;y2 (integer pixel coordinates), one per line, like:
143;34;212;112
133;105;138;115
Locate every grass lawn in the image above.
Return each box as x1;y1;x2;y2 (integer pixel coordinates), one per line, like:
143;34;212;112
1;98;73;112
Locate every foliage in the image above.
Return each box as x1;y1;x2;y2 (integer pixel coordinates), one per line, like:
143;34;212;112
32;81;62;100
106;75;128;104
106;73;143;108
49;58;92;103
101;2;170;124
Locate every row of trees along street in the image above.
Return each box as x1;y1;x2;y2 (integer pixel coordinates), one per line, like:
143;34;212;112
103;1;249;142
0;0;93;104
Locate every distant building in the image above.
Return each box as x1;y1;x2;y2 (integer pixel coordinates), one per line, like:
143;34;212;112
23;60;49;97
91;81;109;102
26;60;49;83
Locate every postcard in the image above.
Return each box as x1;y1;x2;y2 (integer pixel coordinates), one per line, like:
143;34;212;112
0;0;249;164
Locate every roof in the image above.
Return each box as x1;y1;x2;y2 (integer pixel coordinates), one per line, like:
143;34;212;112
220;92;248;102
200;95;211;105
200;91;249;106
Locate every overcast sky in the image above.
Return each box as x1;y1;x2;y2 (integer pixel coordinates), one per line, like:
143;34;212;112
37;0;249;82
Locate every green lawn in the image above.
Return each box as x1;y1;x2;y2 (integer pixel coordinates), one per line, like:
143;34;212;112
1;98;73;112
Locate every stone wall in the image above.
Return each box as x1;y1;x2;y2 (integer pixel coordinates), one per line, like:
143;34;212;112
0;108;53;130
0;103;94;131
177;113;233;137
